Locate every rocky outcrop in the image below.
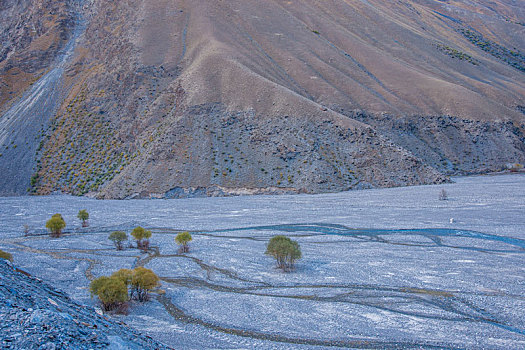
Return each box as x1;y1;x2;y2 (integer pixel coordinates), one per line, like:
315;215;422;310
95;104;447;199
351;113;525;175
0;259;170;349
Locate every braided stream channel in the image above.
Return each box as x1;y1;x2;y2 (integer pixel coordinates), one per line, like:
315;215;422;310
1;223;524;348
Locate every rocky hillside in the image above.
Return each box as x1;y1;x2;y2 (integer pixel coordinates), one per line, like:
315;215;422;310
1;0;524;198
0;259;170;349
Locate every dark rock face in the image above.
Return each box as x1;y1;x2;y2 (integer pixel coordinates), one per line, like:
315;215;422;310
0;260;170;349
96;104;447;199
352;113;525;175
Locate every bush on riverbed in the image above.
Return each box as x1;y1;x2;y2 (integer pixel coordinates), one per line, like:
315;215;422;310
131;226;151;250
265;235;302;272
175;231;192;253
131;267;160;302
90;267;160;311
112;268;134;286
90;276;128;312
108;231;128;250
77;209;89;227
46;214;66;238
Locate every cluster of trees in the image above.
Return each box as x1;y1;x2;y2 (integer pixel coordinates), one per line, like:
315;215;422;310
90;230;194;313
108;229;194;254
39;210;307;316
43;211;303;273
90;267;160;312
42;212;302;272
44;210;90;237
266;235;302;271
41;213;304;316
88;232;301;315
108;226;152;250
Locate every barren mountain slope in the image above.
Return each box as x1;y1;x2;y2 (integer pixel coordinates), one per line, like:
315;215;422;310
0;0;75;110
0;0;79;195
1;0;524;197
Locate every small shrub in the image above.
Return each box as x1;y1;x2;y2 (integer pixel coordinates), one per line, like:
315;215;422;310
130;267;160;302
439;189;448;201
175;231;192;253
90;276;128;312
0;249;13;262
77;209;89;227
30;173;39;187
131;226;152;250
265;235;302;272
109;231;128;250
46;214;66;237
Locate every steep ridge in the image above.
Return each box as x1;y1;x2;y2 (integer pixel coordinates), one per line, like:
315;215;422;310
0;0;76;110
1;0;524;197
0;0;83;195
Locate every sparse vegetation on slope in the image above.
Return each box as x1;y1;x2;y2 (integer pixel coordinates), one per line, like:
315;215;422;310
459;28;525;72
32;87;135;195
2;0;525;198
436;44;478;65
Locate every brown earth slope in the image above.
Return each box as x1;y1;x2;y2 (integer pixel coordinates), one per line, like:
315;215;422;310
0;0;74;109
1;0;524;198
